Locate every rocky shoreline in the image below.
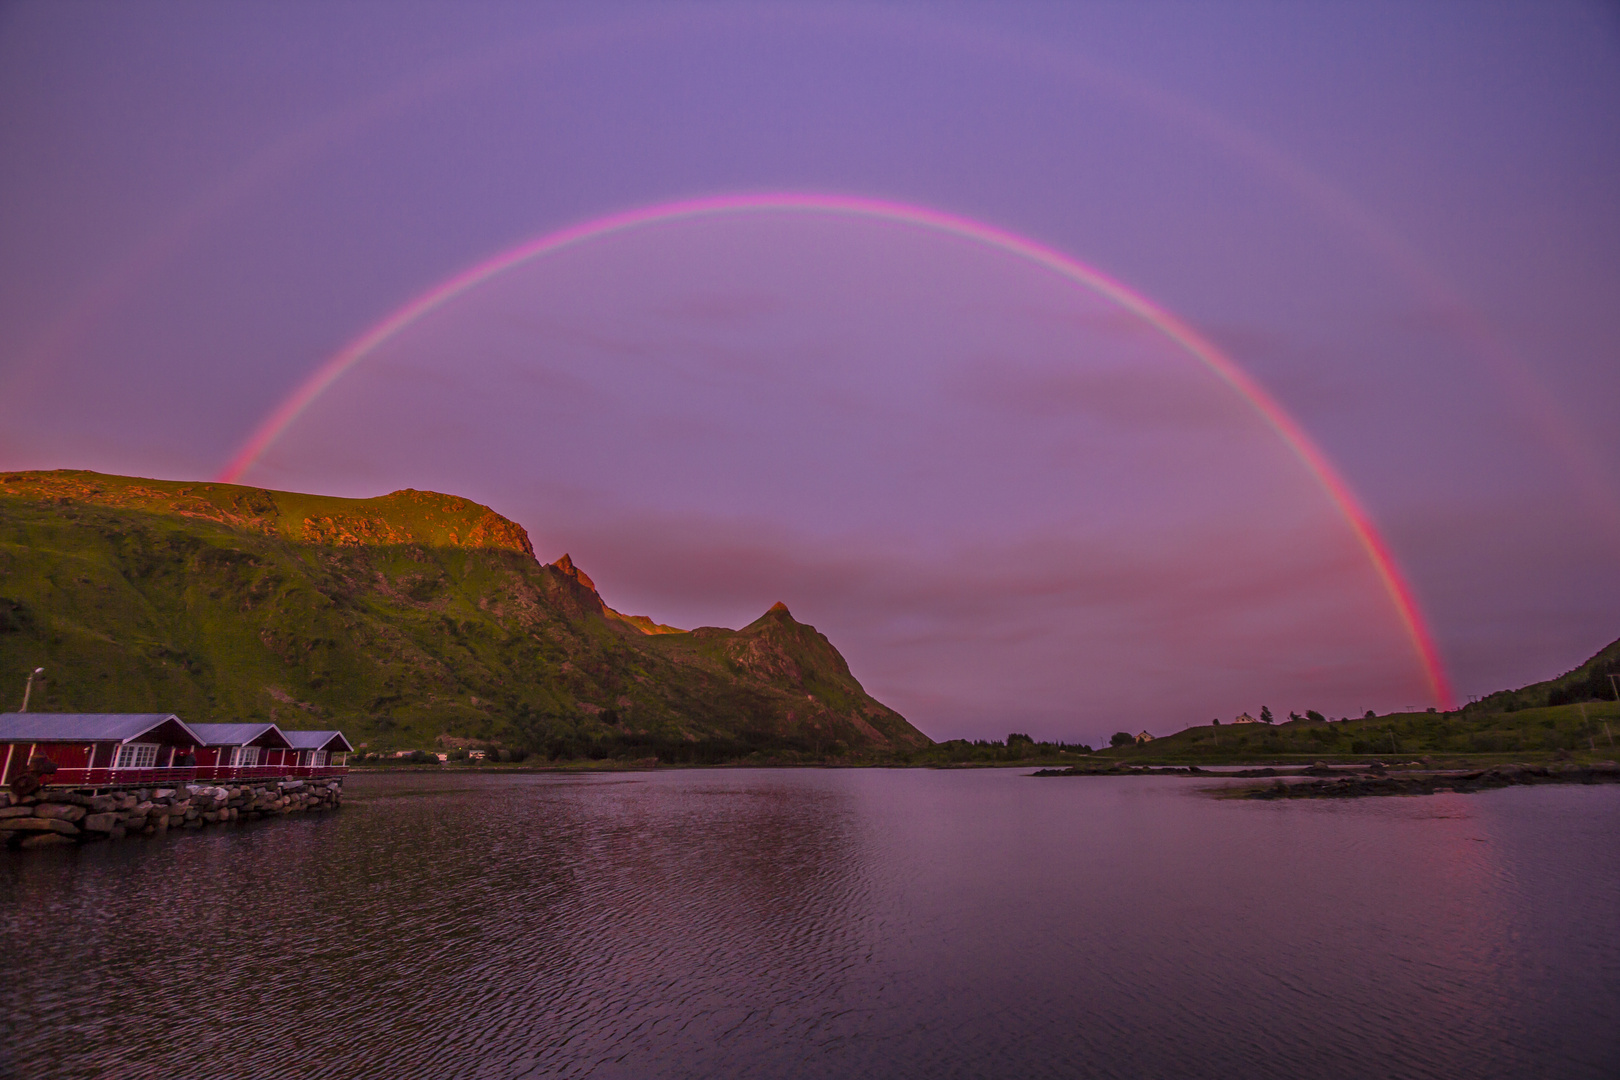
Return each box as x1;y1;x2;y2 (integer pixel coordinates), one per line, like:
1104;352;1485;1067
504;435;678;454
1240;762;1620;799
0;778;343;850
1031;760;1620;799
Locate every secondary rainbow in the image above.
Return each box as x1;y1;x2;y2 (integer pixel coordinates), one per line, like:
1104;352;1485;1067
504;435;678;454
217;191;1455;708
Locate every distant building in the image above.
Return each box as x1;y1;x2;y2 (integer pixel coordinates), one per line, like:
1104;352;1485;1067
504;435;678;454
1232;712;1259;724
1134;731;1154;744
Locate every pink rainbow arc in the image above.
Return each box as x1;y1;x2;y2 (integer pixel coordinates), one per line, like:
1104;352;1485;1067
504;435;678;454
217;191;1455;709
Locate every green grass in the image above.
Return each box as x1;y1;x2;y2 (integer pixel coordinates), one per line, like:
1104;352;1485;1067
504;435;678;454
1097;701;1620;765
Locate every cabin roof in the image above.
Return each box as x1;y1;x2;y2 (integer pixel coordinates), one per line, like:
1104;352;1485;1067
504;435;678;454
189;722;292;749
0;712;203;745
281;730;354;753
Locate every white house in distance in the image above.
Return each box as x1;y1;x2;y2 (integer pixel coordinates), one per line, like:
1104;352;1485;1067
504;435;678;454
1232;712;1260;724
1134;731;1154;744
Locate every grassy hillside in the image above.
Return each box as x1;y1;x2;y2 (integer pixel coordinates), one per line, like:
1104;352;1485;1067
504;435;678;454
1474;636;1620;712
1103;700;1620;764
0;470;929;759
1086;626;1620;764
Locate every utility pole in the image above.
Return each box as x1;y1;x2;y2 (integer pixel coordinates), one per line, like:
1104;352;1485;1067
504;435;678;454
1608;674;1620;702
20;667;43;712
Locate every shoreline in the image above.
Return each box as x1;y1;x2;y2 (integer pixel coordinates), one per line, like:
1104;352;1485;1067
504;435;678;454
1237;762;1620;799
1031;760;1620;798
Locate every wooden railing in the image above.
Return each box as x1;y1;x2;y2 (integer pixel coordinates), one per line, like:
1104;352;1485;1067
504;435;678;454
43;764;348;788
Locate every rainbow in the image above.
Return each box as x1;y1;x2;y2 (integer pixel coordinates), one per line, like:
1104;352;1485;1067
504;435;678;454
217;191;1454;708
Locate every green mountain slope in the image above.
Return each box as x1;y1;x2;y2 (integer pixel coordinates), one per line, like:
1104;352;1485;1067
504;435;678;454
0;470;930;759
1474;636;1620;712
1098;635;1620;763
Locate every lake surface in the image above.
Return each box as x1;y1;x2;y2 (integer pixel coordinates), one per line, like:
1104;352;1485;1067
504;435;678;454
3;768;1617;1079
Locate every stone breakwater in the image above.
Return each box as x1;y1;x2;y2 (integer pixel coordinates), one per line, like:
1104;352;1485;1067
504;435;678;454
0;778;343;850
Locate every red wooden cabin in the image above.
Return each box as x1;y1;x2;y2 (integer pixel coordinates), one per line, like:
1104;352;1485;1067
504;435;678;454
0;712;206;788
282;730;354;776
188;722;295;782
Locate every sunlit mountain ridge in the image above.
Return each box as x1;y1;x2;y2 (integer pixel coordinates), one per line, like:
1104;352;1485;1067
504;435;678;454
0;470;929;758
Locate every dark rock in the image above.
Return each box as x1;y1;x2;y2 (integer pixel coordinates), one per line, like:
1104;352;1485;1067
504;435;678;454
9;817;80;835
81;813;120;833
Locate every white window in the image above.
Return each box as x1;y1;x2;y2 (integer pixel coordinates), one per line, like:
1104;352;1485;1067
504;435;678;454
312;751;326;767
115;743;158;769
231;746;260;768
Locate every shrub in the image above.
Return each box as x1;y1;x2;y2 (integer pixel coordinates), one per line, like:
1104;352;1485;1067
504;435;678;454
1110;732;1133;747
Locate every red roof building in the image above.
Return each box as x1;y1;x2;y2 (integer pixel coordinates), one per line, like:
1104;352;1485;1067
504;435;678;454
0;713;349;790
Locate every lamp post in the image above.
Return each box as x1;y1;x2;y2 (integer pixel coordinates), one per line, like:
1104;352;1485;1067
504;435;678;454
20;667;44;712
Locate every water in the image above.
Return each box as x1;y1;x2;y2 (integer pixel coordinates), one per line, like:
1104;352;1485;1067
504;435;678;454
2;769;1617;1079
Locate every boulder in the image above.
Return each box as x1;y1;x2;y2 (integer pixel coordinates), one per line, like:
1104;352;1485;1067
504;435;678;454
20;833;75;848
9;817;80;835
154;789;175;799
0;806;33;820
34;803;87;822
82;813;121;833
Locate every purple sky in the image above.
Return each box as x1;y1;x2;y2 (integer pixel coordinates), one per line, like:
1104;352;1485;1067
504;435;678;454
2;2;1617;744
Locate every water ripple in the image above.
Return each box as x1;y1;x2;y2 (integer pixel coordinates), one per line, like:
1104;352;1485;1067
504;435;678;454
1;771;1617;1079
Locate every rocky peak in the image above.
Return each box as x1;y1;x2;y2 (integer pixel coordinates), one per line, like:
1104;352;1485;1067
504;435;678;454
552;553;597;592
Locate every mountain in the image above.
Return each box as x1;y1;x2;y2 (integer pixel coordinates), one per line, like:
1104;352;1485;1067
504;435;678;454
0;470;930;759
